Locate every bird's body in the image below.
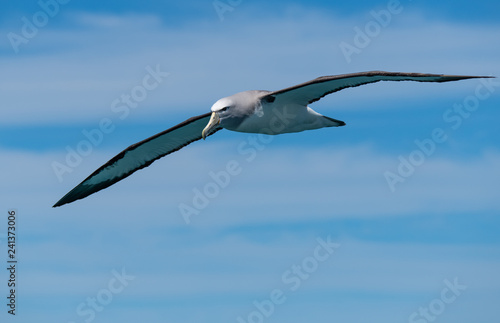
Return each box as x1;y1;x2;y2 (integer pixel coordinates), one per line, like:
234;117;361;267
208;90;343;135
53;71;493;207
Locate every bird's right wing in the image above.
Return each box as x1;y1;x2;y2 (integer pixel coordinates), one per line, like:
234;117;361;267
53;112;221;207
262;71;492;106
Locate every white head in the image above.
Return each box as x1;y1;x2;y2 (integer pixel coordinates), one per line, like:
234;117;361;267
210;97;234;113
202;97;234;140
202;91;264;139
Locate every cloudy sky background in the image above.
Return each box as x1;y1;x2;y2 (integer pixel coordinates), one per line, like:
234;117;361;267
1;0;499;322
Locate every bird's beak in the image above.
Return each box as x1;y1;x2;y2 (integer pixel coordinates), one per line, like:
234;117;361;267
202;112;220;140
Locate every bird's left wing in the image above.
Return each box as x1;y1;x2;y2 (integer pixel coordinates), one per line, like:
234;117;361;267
53;112;221;207
262;71;492;106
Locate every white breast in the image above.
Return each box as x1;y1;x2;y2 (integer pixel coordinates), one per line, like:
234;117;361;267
235;101;337;135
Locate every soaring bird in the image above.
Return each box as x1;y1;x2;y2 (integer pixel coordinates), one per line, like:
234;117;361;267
53;71;491;207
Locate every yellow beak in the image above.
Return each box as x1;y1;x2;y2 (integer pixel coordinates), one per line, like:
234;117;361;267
202;112;220;140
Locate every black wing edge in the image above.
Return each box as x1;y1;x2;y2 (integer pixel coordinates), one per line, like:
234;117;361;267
53;112;220;208
262;71;495;104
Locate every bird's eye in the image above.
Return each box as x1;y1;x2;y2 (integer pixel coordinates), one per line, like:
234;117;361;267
220;106;230;112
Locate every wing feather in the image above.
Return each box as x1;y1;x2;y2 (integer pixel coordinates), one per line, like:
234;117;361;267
53;112;220;207
263;71;492;105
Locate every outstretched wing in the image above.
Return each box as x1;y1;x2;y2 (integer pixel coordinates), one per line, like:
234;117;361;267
263;71;492;105
53;112;221;207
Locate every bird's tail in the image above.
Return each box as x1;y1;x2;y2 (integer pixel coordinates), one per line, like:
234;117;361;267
322;115;346;127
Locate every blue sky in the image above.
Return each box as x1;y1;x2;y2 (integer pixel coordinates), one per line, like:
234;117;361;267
1;1;499;322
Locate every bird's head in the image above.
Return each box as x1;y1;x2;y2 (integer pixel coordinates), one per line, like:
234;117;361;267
202;91;267;139
202;97;235;139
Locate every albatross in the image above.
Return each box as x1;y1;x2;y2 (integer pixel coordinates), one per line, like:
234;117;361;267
53;71;492;207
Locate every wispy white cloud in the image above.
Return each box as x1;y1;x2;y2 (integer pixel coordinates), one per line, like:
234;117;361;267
3;140;499;228
1;123;498;323
158;142;500;226
11;232;500;322
70;12;163;29
1;10;498;125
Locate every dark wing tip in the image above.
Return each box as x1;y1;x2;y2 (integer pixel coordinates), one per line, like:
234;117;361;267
53;194;80;208
52;183;95;207
53;197;71;208
53;200;67;208
435;74;495;81
53;195;70;208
